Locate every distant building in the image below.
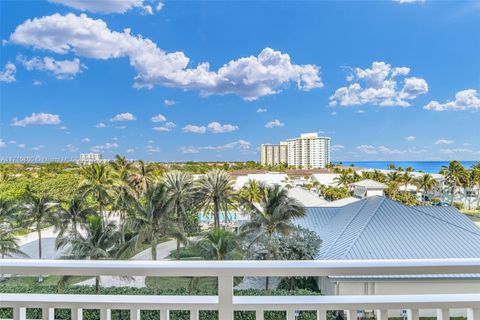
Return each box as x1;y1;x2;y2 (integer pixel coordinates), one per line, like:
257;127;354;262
77;153;103;165
260;143;288;166
286;133;330;169
260;133;331;169
351;179;388;198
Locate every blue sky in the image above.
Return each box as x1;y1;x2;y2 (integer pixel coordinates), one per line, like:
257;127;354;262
1;0;479;162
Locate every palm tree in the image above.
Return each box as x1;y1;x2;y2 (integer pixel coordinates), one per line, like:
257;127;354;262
471;164;480;208
416;174;438;202
195;169;235;228
334;171;351;188
129;160;157;197
68;215;120;293
387;171;402;198
55;197;96;249
238;179;264;204
163;171;196;260
123;183;178;261
401;171;415;193
21;189;59;282
240;185;305;290
440;161;467;205
195;227;240;260
79;163;114;225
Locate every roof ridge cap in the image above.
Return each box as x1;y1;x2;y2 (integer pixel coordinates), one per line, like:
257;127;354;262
340;197;386;260
409;205;480;236
321;197;369;258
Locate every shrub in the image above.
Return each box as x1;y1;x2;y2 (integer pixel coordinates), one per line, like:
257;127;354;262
453;202;464;210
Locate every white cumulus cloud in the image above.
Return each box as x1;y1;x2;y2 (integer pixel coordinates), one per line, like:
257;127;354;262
110;112;136;122
95;122;106;128
151;114;167;122
183;124;206;134
48;0;155;14
180;139;251;154
18;55;84;79
207;122;238;133
265;119;285;128
435;139;454;145
12;112;61;127
164;99;175;106
405;136;416;142
329;61;428;107
9;14;322;101
0;140;6;148
256;108;267;113
0;63;16;83
153;122;176;132
424;89;480;112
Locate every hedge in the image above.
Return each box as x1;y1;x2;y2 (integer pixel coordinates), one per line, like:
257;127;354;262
0;286;333;320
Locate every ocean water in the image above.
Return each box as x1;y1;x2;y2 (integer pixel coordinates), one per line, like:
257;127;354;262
333;161;479;174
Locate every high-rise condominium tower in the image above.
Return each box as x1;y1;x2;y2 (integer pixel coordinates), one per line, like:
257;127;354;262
286;133;331;169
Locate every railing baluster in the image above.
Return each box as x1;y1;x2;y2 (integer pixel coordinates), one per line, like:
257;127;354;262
344;310;354;320
218;276;233;320
468;308;480;320
317;310;326;320
287;309;295;320
436;309;449;320
160;309;169;320
376;309;388;320
255;310;264;320
130;308;140;320
41;307;54;320
100;309;111;320
407;309;419;320
71;308;83;320
13;307;25;320
189;310;198;320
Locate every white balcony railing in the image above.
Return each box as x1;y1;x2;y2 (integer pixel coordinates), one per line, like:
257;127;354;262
1;259;480;320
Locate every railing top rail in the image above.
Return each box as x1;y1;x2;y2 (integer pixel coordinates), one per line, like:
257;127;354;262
1;258;480;277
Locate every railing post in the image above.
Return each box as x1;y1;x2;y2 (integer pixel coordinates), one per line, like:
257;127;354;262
130;308;140;320
407;309;419;320
190;310;198;320
287;309;296;320
42;307;54;320
160;309;169;320
255;310;264;320
376;309;388;320
13;307;26;320
317;310;326;320
100;309;111;320
437;309;449;320
468;309;480;320
218;276;233;320
72;308;83;320
345;310;355;320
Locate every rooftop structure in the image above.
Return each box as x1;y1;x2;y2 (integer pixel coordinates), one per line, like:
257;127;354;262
351;179;388;198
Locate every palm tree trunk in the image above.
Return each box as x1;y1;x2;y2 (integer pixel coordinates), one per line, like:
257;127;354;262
214;200;220;229
0;253;4;282
176;206;182;260
151;239;158;261
37;225;43;283
95;276;100;294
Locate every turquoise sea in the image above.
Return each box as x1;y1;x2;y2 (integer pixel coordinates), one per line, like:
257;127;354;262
333;161;479;174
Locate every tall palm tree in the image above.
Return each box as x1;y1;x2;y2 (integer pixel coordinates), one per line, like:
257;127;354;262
402;171;415;193
416;174;438;202
472;164;480;208
79;163;114;225
334;171;351;188
196;169;235;228
123;183;179;261
387;171;402;198
195;227;241;260
440;161;467;205
21;189;59;282
68;215;120;293
129;160;156;197
163;171;196;260
55;197;96;249
238;179;264;204
240;185;305;290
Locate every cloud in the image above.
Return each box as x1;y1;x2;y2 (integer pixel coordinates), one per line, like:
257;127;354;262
0;63;16;83
0;140;6;148
9;14;322;100
81;137;90;143
356;144;427;155
109;112;136;122
164;99;175;106
48;0;155;14
393;0;425;3
256;108;267;113
207;122;239;133
33;80;43;86
18;144;26;149
18;55;84;79
405;136;416;142
156;2;164;11
331;144;345;151
153;121;176;132
424;89;480;112
126;148;135;153
356;144;378;154
180;139;251;154
265;119;285;128
435;139;454;145
356;110;366;114
329;61;428;107
331;112;337;116
11;112;61;127
30;145;45;151
151;114;167;122
146;145;160;153
440;148;474;155
183;124;207;134
64;144;79;152
91;142;118;152
95;122;106;128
